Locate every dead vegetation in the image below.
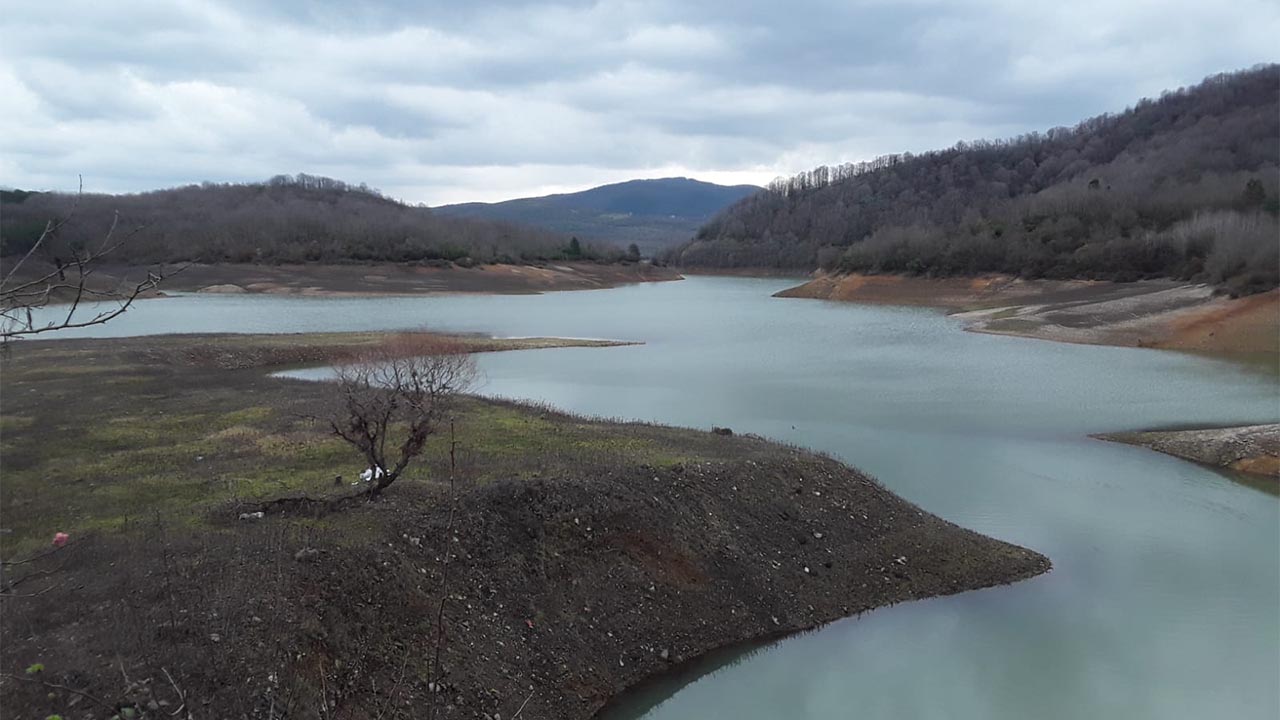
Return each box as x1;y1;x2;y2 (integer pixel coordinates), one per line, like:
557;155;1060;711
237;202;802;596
327;334;478;498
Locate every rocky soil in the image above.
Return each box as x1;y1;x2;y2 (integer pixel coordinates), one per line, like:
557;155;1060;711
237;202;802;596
0;453;1048;720
1096;424;1280;478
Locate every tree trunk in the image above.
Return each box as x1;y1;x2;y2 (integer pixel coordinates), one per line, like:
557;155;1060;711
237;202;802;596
366;471;398;499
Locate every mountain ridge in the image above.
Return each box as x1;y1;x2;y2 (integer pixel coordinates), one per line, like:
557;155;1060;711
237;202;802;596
435;177;760;254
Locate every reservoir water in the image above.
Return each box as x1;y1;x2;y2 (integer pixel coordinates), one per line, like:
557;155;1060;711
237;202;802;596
40;276;1280;719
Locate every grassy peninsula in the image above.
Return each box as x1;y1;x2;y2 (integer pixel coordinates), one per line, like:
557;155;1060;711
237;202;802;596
0;332;1048;719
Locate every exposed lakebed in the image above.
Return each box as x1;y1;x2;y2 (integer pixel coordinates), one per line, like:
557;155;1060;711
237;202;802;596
42;276;1280;719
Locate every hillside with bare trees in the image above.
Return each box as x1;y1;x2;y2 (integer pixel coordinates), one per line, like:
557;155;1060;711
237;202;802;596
1;174;621;267
670;65;1279;296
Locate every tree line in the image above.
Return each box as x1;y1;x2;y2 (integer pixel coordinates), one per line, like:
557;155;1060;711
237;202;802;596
669;65;1280;295
0;174;625;266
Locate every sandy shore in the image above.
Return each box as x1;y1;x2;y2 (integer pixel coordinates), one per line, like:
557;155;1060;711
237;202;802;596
777;273;1278;365
1095;424;1280;479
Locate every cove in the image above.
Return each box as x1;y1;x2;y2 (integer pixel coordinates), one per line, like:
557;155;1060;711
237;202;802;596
39;276;1280;719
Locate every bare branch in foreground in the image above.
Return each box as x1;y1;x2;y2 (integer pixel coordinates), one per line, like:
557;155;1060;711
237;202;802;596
1;179;179;342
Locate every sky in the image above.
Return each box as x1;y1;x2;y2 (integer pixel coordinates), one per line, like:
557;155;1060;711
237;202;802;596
1;1;1277;206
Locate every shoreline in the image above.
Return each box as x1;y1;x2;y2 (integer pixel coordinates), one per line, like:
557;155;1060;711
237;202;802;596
10;260;685;302
1094;424;1279;480
679;266;812;279
594;574;1046;719
0;331;1050;719
172;261;685;296
773;273;1279;367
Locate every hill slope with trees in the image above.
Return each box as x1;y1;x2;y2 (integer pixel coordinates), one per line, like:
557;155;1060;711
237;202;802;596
435;177;760;255
0;174;621;266
670;65;1279;295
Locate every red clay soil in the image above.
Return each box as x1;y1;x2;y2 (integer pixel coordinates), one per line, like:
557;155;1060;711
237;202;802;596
1152;289;1280;356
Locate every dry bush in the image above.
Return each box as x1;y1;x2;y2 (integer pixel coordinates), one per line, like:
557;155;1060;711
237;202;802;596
330;334;478;497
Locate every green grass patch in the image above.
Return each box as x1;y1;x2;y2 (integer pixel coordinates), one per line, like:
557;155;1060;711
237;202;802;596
0;415;35;432
0;331;744;556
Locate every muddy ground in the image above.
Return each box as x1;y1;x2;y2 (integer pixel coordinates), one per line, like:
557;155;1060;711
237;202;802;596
0;333;1048;719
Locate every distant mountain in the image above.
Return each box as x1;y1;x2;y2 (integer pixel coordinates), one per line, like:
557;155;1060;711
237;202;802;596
671;65;1279;295
434;177;760;255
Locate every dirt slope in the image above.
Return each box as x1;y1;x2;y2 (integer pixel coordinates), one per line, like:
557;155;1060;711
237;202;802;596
778;274;1278;363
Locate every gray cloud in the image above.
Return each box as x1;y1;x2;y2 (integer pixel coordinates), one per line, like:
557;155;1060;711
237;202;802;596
2;0;1276;204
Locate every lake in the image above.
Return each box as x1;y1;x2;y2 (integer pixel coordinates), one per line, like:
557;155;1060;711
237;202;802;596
38;276;1280;719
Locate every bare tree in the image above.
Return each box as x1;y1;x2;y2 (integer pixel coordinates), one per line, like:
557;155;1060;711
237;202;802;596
330;334;478;497
0;181;170;342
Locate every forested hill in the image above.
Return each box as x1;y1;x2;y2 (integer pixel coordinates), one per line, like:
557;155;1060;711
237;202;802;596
435;177;760;255
670;65;1279;295
0;175;619;265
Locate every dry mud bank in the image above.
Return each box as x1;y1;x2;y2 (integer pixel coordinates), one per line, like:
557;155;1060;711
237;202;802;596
777;273;1278;364
176;261;683;296
9;260;684;300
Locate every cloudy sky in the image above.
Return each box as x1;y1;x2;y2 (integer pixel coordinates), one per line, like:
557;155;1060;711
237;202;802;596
2;1;1276;205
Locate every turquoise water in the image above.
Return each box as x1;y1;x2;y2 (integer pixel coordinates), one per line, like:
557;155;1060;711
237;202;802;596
38;276;1280;719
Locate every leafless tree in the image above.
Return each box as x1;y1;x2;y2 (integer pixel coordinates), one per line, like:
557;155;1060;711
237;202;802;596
0;180;170;342
329;334;478;497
